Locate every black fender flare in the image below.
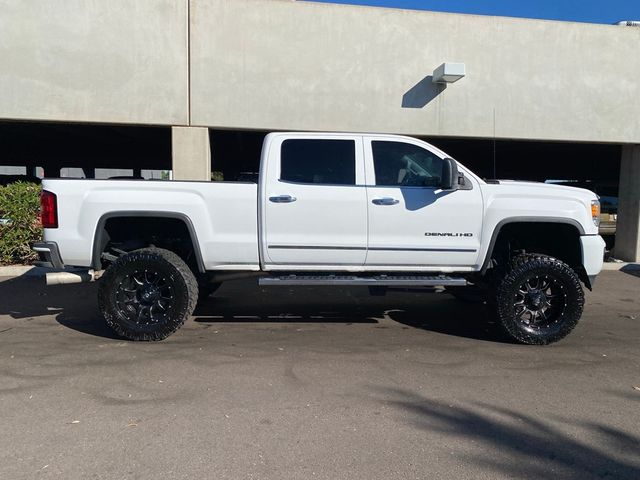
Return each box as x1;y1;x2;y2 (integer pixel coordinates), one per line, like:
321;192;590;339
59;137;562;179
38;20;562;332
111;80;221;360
480;217;586;275
91;211;206;273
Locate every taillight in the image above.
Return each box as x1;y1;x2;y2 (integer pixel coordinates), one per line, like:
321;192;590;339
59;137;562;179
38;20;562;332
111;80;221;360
40;190;58;229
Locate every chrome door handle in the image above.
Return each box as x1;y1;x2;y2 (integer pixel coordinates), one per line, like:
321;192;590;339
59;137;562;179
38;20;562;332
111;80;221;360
269;195;297;203
372;197;399;206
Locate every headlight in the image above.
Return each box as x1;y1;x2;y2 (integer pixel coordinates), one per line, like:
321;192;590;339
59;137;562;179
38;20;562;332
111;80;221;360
591;199;600;227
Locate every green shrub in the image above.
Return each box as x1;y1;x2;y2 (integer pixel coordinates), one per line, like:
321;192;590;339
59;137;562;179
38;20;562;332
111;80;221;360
0;182;42;265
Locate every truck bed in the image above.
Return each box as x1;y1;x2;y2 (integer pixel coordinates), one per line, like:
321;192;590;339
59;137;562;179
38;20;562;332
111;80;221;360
41;179;260;270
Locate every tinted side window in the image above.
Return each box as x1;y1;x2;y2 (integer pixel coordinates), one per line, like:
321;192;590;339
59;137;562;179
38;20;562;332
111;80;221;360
372;141;444;187
281;139;356;185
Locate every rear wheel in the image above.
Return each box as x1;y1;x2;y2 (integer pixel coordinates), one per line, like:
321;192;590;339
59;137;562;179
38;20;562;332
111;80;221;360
494;254;584;345
98;247;198;341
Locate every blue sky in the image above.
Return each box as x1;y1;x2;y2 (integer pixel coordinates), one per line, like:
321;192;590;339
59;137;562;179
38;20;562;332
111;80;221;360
310;0;640;24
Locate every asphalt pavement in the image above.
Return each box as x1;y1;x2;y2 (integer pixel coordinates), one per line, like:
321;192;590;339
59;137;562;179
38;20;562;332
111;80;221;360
0;270;639;480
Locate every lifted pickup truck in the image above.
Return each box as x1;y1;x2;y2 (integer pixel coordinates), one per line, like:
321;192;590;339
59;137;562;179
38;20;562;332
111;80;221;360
34;132;605;344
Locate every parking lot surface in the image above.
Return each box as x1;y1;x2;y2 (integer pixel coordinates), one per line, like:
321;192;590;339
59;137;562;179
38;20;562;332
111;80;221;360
0;270;639;480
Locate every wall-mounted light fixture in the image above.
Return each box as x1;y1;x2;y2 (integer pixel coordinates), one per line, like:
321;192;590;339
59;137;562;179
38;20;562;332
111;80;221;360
432;63;466;84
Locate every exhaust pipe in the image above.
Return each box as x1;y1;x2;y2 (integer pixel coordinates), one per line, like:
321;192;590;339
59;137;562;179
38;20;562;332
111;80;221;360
46;269;261;286
46;269;103;286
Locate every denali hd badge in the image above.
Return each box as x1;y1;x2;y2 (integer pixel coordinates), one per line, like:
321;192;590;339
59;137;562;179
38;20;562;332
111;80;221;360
425;232;473;237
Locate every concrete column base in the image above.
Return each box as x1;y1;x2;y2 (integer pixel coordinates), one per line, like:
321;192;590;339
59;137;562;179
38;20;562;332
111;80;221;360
171;126;211;181
615;145;640;262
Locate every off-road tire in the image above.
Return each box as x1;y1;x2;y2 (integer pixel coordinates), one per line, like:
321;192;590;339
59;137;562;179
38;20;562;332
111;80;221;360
494;254;584;345
98;247;198;341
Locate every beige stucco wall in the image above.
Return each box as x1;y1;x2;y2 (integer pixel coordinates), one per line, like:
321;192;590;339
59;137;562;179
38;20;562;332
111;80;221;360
190;0;640;143
1;0;639;143
171;126;211;180
0;0;188;125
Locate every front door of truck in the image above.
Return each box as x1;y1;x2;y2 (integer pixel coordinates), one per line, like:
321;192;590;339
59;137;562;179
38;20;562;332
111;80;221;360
364;137;483;268
262;135;367;268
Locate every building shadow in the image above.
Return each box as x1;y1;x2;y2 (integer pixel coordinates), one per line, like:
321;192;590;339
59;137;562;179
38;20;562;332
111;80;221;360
402;76;446;108
376;387;640;480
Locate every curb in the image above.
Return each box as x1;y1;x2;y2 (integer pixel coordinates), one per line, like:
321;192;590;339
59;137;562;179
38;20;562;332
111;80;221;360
0;266;37;277
0;266;66;278
601;262;640;271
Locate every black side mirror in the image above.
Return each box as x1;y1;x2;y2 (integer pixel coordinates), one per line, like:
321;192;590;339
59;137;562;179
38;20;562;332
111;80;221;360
441;158;459;191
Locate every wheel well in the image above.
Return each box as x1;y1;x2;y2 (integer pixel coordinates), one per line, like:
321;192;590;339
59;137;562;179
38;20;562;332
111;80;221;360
485;222;585;282
93;215;204;273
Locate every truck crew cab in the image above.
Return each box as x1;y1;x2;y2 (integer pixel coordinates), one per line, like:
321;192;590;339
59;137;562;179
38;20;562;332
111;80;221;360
34;132;606;344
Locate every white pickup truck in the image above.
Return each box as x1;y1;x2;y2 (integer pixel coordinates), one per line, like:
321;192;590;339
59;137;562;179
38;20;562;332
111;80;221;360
34;132;605;344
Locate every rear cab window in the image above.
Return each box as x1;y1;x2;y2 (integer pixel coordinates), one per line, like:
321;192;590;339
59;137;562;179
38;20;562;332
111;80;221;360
280;139;356;185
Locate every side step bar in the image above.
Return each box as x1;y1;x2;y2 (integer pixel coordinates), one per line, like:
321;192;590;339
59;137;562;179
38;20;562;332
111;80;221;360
259;274;468;287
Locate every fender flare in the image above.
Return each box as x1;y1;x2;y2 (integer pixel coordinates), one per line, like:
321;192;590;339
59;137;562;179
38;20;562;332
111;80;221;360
480;217;585;275
91;211;206;273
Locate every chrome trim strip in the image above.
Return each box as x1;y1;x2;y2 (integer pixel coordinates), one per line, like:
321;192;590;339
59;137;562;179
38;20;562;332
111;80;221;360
369;247;477;253
268;245;476;253
268;245;366;251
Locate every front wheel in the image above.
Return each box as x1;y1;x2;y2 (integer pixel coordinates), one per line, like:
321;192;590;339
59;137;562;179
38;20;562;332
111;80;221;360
98;248;198;341
494;254;584;345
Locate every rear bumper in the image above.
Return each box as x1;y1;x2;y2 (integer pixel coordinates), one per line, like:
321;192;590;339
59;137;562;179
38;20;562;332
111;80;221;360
32;241;65;269
580;235;605;278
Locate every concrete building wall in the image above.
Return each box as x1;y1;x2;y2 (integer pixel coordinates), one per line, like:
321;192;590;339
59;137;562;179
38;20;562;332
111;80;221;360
616;146;640;262
0;0;189;125
171;127;211;180
1;0;639;143
190;0;640;143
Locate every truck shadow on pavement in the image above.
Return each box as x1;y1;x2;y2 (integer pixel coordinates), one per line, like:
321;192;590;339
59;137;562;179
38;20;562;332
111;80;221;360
194;285;507;343
0;275;120;339
378;387;640;480
0;276;505;342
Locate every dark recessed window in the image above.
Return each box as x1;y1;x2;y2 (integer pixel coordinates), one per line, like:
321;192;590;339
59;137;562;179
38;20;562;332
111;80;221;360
281;139;356;185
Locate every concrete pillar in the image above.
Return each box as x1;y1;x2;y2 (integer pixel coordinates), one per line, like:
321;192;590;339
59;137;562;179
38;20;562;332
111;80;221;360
615;145;640;262
171;127;211;181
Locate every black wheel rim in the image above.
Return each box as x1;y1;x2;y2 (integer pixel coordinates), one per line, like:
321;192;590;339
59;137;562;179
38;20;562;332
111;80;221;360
115;270;174;326
513;274;566;330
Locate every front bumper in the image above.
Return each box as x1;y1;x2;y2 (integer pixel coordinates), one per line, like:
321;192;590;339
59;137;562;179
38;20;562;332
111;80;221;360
580;235;606;284
33;241;65;269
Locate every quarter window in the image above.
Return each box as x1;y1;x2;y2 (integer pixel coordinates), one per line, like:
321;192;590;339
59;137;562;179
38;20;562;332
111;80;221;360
372;141;444;187
281;139;356;185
